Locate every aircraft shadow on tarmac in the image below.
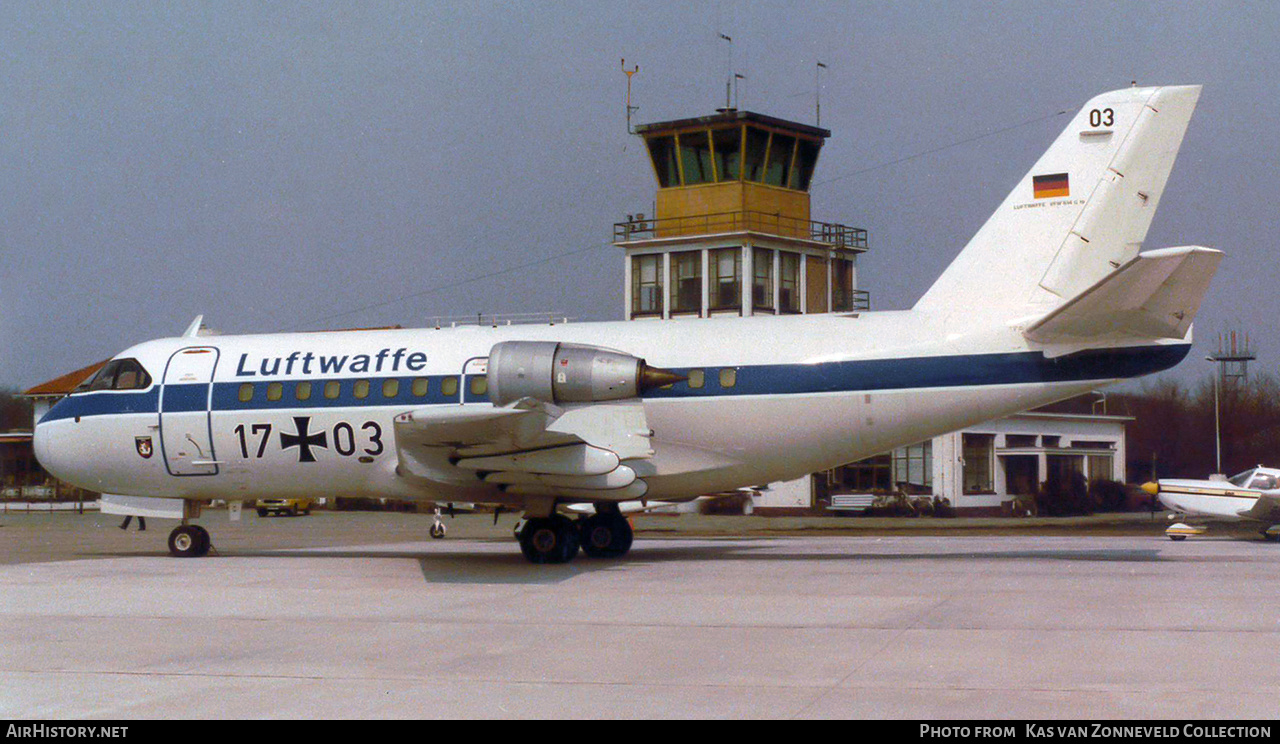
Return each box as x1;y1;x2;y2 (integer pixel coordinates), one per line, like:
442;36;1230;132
206;541;1173;585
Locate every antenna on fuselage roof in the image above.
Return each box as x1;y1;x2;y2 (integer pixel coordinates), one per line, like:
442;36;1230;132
182;315;204;338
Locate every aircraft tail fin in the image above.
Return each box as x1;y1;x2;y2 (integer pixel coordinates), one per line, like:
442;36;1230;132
1023;246;1222;350
915;85;1203;315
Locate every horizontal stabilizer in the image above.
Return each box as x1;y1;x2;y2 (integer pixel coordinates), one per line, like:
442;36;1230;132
1024;246;1222;345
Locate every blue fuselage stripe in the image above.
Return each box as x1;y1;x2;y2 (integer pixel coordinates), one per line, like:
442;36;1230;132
39;344;1189;423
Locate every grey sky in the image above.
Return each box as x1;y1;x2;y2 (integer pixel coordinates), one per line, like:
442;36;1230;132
3;1;1277;389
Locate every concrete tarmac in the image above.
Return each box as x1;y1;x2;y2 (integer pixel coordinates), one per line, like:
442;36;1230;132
1;511;1277;719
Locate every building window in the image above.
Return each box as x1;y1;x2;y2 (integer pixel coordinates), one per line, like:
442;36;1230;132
237;383;254;403
764;133;796;187
836;454;892;492
713;127;741;181
791;138;821;191
411;378;429;397
295;382;312;401
631;254;663;316
963;433;996;494
893;441;932;492
709;248;741;311
779;252;800;313
743;127;769;182
831;257;854;311
1088;454;1114;484
670;251;702;315
647;136;679;188
324;381;341;399
382;379;399;398
752;248;774;310
678;130;714;185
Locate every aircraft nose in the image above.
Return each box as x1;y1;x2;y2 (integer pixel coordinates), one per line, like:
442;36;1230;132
1140;482;1160;496
33;415;82;488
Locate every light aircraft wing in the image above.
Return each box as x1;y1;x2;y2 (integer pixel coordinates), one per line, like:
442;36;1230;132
1237;493;1280;523
1024;246;1222;349
392;397;654;501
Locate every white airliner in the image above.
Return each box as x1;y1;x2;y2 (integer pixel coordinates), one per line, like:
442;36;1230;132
35;85;1221;563
1142;468;1280;541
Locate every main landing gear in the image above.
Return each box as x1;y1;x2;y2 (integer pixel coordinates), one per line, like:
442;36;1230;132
168;524;211;557
516;504;633;564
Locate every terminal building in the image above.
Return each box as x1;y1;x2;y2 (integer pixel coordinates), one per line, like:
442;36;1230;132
613;106;1128;515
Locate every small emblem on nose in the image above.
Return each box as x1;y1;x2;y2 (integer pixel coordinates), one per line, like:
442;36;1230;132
135;436;153;459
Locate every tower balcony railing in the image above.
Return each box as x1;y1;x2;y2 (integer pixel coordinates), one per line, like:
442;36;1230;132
614;210;869;252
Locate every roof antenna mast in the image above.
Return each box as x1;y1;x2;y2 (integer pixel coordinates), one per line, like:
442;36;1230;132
718;32;733;110
622;59;640;134
815;61;827;126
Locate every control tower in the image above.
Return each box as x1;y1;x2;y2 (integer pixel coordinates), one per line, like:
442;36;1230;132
614;109;868;320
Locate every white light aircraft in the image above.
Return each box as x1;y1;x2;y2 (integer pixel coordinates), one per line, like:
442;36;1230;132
1142;468;1280;541
35;85;1221;563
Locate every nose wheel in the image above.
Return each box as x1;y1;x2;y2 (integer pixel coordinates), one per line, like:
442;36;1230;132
168;524;211;557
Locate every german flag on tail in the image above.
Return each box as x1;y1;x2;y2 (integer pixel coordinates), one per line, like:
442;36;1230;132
1033;172;1070;199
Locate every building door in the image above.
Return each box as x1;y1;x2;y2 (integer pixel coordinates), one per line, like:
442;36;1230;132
159;347;220;476
806;255;828;313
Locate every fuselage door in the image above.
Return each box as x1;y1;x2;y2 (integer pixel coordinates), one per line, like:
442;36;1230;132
159;346;221;476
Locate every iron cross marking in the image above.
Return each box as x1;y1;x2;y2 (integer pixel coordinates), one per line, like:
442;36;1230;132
280;416;328;463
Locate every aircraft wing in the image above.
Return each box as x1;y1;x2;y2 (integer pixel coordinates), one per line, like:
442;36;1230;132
1025;246;1222;348
1237;493;1280;523
392;397;653;501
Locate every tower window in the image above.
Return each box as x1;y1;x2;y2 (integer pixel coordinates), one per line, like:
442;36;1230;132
709;248;741;311
647;136;679;188
713;127;742;181
753;248;774;310
779;252;801;313
678;130;714;185
631;254;663;316
670;251;702;315
764;134;796;187
743;127;769;182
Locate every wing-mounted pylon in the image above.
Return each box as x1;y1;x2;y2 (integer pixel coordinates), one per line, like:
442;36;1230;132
393;341;683;503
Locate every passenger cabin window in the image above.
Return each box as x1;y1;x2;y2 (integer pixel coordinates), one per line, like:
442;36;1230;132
719;368;737;388
295;382;312;401
238;383;254;402
687;369;705;389
411;378;429;397
266;382;283;402
353;380;370;399
469;375;488;398
441;376;459;398
324;381;341;399
76;358;153;393
382;379;399;398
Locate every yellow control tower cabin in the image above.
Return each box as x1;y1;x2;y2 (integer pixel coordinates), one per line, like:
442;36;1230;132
615;109;867;320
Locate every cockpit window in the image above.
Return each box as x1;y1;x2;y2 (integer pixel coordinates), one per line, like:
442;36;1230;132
1249;474;1277;490
1228;469;1256;487
74;358;153;393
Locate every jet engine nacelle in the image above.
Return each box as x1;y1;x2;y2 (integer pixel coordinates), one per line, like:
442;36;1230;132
487;340;685;407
